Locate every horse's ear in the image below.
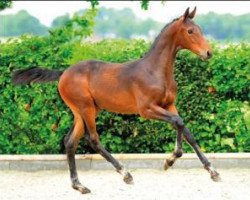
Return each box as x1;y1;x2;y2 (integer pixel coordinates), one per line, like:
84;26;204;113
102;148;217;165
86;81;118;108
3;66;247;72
183;7;190;21
189;6;196;19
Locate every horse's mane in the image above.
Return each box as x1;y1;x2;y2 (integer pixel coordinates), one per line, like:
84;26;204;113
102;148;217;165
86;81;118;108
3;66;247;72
143;17;179;58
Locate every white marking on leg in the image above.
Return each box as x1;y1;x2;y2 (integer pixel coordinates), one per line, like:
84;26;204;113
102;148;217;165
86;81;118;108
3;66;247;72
118;167;133;184
118;167;128;177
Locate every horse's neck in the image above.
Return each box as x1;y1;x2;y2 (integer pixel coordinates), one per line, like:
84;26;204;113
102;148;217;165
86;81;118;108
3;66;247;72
146;33;178;87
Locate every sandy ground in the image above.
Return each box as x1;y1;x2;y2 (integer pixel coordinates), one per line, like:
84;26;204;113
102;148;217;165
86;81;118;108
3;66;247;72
0;169;250;200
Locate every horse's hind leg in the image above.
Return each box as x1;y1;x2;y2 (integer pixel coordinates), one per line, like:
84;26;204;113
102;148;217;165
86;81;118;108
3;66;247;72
82;105;133;184
64;114;91;194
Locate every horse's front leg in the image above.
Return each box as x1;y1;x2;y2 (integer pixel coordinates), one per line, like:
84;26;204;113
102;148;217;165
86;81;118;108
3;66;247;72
164;128;183;170
181;126;221;181
140;104;221;181
163;105;183;170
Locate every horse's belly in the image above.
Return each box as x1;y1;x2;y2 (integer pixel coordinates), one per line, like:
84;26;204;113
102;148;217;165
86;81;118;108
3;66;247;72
93;92;138;114
89;68;138;114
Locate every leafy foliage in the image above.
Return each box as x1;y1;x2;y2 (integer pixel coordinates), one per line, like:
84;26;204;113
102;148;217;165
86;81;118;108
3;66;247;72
207;43;250;100
86;0;99;9
87;0;157;10
0;34;249;154
0;0;12;11
48;9;97;43
140;0;149;10
0;9;96;154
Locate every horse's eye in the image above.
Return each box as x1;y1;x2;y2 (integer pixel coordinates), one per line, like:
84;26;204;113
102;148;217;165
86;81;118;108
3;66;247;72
188;29;194;34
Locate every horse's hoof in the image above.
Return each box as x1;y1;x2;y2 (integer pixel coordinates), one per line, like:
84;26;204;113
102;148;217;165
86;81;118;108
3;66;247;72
123;172;134;184
164;162;170;170
164;159;174;170
211;171;221;182
72;184;91;194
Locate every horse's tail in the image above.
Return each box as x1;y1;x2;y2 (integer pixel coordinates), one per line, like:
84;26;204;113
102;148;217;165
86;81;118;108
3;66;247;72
12;67;64;85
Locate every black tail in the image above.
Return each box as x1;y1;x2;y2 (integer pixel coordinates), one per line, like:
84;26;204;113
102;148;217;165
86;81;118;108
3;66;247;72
12;67;64;85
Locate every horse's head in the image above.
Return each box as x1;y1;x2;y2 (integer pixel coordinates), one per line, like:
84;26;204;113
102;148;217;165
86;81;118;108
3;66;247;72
174;7;212;60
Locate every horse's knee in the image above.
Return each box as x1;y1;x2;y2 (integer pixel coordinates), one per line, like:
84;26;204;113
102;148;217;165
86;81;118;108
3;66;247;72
171;116;184;128
89;133;100;146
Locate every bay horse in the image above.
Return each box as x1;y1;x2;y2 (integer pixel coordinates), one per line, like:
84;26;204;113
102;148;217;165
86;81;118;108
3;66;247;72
12;7;220;194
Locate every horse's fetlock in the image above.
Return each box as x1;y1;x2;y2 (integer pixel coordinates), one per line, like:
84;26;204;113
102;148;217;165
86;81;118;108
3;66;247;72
174;149;183;158
204;162;211;169
166;159;174;166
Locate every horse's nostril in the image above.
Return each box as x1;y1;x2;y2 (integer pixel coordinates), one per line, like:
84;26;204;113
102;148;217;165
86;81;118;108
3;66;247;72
207;50;212;58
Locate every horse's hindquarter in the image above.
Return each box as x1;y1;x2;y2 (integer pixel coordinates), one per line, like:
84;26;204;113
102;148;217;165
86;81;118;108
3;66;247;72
88;62;138;114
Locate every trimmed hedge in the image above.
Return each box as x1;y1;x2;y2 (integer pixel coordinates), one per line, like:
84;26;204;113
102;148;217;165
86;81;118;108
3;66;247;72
0;36;249;154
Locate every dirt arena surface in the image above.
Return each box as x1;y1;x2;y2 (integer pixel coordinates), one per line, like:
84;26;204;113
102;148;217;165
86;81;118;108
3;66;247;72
0;168;249;200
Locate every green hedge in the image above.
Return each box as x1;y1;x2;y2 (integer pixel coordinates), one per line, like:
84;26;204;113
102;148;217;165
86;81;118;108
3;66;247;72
0;36;249;154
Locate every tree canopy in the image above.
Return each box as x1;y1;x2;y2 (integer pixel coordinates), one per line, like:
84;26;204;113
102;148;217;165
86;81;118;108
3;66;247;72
195;12;250;41
51;14;71;28
0;10;48;37
75;7;163;39
1;7;250;41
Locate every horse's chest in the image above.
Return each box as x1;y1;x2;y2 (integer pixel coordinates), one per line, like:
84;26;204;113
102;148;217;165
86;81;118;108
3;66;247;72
146;80;177;107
